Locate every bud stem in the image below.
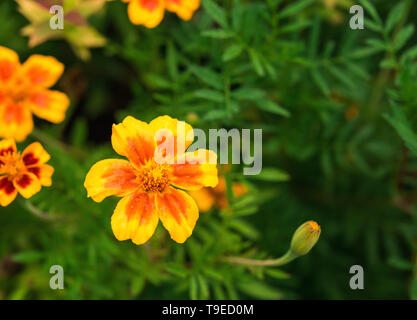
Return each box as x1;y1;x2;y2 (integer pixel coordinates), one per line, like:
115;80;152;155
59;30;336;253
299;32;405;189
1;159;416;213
226;251;297;267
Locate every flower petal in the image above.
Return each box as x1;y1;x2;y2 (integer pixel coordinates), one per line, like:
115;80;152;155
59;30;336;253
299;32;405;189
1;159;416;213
84;159;140;202
28;90;70;123
165;0;200;20
0;101;33;142
127;0;165;28
0;177;17;206
13;172;41;199
21;55;64;88
22;142;51;167
0;46;20;84
111;191;159;245
169;149;218;190
0;138;17;156
111;116;156;168
149;115;194;160
157;187;199;243
27;164;54;187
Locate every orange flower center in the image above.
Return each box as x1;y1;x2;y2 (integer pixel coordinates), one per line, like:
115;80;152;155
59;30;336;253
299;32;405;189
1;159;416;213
7;76;31;103
137;160;169;193
0;150;25;178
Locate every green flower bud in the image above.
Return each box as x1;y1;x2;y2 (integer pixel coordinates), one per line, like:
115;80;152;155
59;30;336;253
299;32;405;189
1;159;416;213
289;221;321;257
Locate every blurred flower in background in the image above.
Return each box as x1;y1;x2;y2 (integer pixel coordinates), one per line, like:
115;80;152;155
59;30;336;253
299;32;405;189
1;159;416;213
16;0;107;60
0;139;54;206
109;0;200;28
189;173;249;213
0;46;69;141
320;0;353;25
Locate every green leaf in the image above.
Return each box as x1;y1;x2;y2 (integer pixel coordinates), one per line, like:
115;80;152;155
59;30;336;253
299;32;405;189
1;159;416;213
228;219;259;240
365;38;386;51
311;70;330;96
256;99;290;117
249;49;265;76
193;89;224;102
278;20;312;34
167;41;178;81
203;109;229;121
265;269;291;280
387;257;414;271
232;87;265;100
189;65;223;90
394;24;414;50
386;2;405;33
223;43;244;61
359;0;382;25
384;104;417;156
237;280;282;299
247;168;290;182
380;58;397;69
202;29;233;39
13;251;43;263
189;275;198;300
278;0;314;19
202;0;228;28
165;264;188;278
197;275;210;299
144;73;172;89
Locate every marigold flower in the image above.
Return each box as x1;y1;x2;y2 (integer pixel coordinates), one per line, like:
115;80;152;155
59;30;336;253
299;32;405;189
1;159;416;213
0;46;70;142
84;115;218;244
111;0;200;28
0;139;54;206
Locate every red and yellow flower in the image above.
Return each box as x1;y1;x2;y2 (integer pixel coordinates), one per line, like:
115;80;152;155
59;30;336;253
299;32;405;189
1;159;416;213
84;115;218;244
0;139;54;206
0;46;70;142
109;0;200;28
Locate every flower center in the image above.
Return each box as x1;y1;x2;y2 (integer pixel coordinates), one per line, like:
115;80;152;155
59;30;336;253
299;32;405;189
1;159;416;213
137;161;169;193
7;76;30;103
0;151;25;178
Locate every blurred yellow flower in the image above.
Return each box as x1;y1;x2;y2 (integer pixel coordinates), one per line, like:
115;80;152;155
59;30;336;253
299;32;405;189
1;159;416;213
84;115;218;244
0;46;69;142
189;176;249;212
110;0;200;28
345;105;359;121
0;139;54;206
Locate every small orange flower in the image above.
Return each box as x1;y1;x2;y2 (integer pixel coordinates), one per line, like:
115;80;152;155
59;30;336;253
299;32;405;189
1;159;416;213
189;177;249;212
0;139;54;206
84;115;218;244
0;46;70;142
110;0;200;28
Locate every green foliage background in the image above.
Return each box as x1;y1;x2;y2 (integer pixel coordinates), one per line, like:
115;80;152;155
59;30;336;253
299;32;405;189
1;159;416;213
1;0;417;299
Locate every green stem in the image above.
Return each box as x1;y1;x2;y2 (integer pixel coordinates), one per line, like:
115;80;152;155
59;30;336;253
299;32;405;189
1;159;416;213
19;199;67;222
226;250;297;267
31;128;87;160
368;0;412;119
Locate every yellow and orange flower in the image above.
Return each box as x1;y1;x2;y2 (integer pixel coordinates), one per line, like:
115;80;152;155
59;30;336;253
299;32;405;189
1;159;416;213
84;115;218;244
109;0;200;28
189;177;249;212
0;139;54;206
0;46;70;142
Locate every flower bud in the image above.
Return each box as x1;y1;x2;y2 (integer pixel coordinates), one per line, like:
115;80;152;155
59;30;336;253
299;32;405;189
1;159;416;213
289;221;321;257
